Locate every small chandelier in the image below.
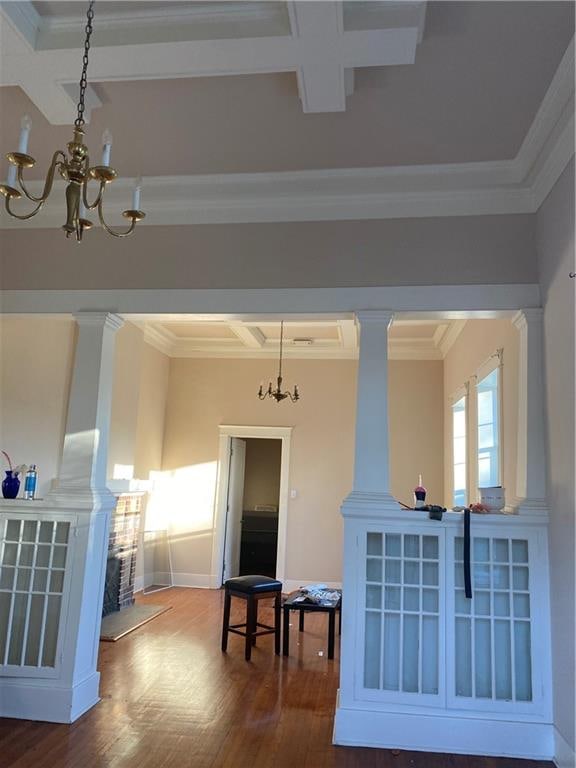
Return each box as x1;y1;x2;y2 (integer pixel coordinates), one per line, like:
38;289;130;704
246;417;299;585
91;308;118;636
0;1;145;242
258;321;300;403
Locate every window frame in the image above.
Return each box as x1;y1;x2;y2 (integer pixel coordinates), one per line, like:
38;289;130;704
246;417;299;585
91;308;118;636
448;349;504;508
450;385;468;507
475;350;504;492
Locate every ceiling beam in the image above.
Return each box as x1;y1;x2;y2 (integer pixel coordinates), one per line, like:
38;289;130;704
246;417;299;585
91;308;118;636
1;0;424;121
229;324;266;348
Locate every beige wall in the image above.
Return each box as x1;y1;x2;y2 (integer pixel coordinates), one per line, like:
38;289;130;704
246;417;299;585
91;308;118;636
443;319;519;508
242;438;281;512
134;343;170;482
389;360;444;506
0;316;75;498
161;357;444;584
132;342;170;587
536;158;575;752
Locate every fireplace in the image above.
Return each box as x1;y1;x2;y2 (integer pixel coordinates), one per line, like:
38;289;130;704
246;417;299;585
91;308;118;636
102;493;142;617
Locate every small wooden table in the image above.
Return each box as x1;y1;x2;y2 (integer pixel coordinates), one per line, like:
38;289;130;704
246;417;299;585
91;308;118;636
282;590;342;660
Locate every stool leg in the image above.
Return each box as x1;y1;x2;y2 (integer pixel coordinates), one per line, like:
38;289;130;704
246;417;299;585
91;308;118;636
283;605;290;656
221;590;231;652
252;599;258;646
245;595;256;661
274;592;281;655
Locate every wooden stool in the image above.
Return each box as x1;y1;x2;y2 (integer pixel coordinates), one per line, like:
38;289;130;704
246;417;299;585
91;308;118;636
221;575;282;661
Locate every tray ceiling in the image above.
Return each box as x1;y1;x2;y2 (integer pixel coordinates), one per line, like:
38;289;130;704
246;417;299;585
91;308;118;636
134;316;467;360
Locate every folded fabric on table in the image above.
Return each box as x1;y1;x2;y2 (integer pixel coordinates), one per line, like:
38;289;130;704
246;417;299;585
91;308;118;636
298;583;341;606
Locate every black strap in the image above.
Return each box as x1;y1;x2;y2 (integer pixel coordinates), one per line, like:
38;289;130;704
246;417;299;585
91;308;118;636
464;507;472;599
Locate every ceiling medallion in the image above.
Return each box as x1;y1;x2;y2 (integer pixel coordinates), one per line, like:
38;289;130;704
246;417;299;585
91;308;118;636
258;322;300;403
0;1;145;242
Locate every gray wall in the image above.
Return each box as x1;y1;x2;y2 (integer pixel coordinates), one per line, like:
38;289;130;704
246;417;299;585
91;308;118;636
536;158;575;754
0;214;536;290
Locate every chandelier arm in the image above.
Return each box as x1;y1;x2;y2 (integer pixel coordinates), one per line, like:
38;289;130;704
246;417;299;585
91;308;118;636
4;195;45;221
83;179;106;211
97;200;138;238
17;151;66;204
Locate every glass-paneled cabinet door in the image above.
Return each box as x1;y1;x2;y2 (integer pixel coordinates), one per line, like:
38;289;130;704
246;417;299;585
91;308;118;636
0;515;75;678
446;526;549;715
359;525;446;706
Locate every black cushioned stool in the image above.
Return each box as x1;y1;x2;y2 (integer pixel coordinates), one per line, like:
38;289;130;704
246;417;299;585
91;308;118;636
221;575;282;661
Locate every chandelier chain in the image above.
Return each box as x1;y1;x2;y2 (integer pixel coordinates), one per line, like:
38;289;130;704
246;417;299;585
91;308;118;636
278;321;284;379
75;0;95;128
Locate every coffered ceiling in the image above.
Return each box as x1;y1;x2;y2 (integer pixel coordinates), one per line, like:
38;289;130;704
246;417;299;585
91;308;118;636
133;315;466;360
0;1;574;229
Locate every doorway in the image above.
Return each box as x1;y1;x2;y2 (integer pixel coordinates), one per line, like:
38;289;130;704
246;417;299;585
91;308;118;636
222;437;282;581
211;425;293;587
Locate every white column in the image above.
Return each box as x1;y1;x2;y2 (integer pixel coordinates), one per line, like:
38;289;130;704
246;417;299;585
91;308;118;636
511;308;548;516
349;310;399;504
338;310;400;714
56;312;124;496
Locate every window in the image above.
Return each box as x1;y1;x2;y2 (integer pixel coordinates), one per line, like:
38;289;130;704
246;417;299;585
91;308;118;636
477;368;500;487
452;396;467;506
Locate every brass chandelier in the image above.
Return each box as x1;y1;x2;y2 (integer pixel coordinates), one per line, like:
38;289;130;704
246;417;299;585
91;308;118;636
0;1;145;242
258;321;300;403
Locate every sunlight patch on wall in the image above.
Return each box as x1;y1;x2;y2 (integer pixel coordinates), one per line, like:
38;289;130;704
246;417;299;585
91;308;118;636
113;463;134;480
145;463;218;534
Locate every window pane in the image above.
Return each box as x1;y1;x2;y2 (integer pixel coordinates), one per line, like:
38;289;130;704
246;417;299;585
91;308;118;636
478;390;494;426
454;437;466;464
478;424;494;450
477;368;500;487
454;464;466;493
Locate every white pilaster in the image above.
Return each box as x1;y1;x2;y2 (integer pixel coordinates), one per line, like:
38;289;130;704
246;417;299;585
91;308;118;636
1;312;124;723
511;308;548;517
56;312;124;498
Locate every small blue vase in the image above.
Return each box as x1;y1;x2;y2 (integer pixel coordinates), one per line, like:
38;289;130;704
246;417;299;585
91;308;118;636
2;471;20;499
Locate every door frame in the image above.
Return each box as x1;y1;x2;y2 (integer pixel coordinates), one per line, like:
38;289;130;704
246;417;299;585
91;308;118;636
211;425;293;588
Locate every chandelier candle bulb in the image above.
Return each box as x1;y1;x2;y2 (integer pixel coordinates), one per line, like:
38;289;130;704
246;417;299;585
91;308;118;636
101;129;113;166
6;163;17;188
132;176;143;210
17;115;32;154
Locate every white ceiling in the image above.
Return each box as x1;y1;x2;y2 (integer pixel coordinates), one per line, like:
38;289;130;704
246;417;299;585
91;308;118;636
134;316;467;360
0;1;574;229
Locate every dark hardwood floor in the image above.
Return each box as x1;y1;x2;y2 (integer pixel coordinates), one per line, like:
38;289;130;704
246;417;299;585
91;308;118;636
0;588;554;768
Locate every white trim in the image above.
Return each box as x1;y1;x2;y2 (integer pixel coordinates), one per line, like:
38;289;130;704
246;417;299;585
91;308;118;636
169;572;211;589
0;672;100;723
476;348;503;383
333;705;554;761
0;284;541;316
554;727;576;768
211;425;292;587
450;384;468;407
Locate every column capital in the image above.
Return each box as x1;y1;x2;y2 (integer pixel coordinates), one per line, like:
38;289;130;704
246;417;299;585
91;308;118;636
354;310;395;327
512;308;543;330
73;312;124;332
